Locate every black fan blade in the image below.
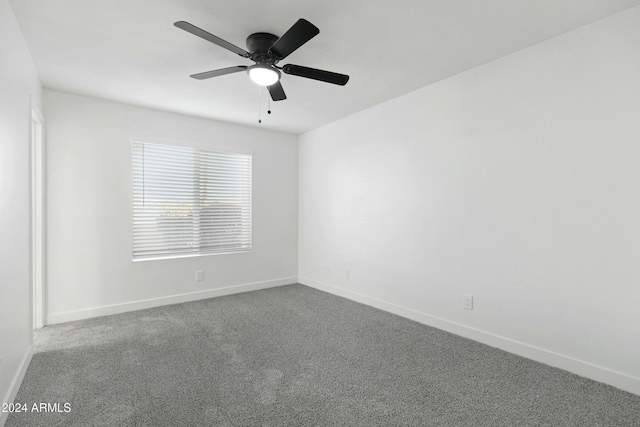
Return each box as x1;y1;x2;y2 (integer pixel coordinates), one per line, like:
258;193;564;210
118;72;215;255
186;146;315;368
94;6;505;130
269;19;319;60
267;81;287;101
282;64;349;86
175;21;249;58
190;66;247;80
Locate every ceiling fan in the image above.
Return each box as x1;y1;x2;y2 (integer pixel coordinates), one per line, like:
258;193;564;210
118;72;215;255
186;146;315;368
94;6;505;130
174;19;349;101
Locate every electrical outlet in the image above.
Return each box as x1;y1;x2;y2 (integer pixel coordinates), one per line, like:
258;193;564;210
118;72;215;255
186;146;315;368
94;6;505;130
325;266;330;276
463;294;473;310
195;270;204;282
345;269;350;279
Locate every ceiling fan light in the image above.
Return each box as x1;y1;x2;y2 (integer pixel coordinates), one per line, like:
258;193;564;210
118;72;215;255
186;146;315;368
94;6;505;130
248;65;280;86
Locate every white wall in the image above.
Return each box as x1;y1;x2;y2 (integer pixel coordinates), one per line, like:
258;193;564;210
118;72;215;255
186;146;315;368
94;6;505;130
0;0;42;420
299;7;640;395
44;90;298;323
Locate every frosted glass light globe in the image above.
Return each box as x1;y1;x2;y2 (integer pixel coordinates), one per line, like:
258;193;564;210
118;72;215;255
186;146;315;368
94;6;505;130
248;66;280;86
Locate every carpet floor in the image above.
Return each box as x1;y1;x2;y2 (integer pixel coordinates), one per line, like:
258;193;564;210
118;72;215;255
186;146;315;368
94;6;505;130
7;284;640;426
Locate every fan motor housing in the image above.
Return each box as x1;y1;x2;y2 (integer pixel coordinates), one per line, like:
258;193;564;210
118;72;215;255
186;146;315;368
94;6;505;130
246;32;279;64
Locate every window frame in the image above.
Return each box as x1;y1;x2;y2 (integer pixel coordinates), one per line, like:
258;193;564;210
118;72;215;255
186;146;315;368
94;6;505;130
131;138;253;262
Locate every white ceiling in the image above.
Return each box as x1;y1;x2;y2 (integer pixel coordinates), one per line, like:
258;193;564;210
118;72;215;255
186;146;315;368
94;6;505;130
10;0;640;135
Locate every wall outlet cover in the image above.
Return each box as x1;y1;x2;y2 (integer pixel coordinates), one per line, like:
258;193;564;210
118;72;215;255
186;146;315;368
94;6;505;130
463;294;473;310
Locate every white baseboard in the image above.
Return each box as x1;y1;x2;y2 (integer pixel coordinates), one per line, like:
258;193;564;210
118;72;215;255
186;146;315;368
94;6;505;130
46;277;297;325
299;277;640;397
0;346;33;427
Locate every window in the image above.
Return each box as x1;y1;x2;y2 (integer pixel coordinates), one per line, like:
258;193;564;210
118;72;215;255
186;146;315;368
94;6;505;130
132;140;252;260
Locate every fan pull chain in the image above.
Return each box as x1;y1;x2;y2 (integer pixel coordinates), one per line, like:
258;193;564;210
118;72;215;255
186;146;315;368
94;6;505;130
257;86;274;123
258;85;262;124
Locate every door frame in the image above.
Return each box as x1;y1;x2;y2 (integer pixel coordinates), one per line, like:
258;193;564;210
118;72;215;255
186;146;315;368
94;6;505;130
31;105;46;329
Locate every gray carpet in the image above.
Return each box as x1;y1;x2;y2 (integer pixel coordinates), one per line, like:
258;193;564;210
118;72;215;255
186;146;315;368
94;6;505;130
7;284;640;426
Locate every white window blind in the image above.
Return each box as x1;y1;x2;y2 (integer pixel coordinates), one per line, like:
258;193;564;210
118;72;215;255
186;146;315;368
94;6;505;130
132;141;252;260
